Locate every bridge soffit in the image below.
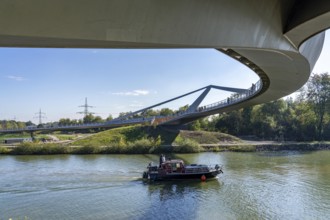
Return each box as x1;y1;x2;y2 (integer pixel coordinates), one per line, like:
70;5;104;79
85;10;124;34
0;0;296;51
284;0;330;48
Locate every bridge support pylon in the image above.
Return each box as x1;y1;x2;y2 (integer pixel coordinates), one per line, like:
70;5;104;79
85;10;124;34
30;132;35;141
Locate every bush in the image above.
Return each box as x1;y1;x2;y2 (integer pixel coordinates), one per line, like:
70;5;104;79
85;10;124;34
11;142;70;155
174;138;203;153
100;145;122;154
72;145;101;154
11;142;40;155
39;143;70;154
149;145;174;154
0;146;10;154
126;138;154;154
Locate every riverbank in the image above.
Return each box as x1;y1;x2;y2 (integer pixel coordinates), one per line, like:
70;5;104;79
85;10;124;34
1;140;330;155
1;126;329;155
202;141;330;152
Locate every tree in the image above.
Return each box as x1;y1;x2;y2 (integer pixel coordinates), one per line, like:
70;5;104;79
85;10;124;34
292;101;317;141
215;110;242;135
59;118;72;126
119;111;132;118
241;106;253;135
93;116;103;123
251;105;276;139
25;121;35;127
83;114;95;124
143;109;158;117
306;73;330;140
106;114;113;121
178;105;189;112
159;108;174;116
189;119;202;131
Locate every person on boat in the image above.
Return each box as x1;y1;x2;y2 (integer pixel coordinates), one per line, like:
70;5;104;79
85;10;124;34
159;154;165;167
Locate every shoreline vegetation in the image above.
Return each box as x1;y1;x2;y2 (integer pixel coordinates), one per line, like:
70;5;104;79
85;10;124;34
1;126;329;155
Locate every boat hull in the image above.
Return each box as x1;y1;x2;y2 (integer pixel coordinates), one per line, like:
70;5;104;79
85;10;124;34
146;170;221;181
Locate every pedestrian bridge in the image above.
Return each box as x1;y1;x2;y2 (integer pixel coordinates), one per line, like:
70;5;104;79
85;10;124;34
0;0;329;133
0;81;261;133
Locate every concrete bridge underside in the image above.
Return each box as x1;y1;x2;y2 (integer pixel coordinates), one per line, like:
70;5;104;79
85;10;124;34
1;0;330;116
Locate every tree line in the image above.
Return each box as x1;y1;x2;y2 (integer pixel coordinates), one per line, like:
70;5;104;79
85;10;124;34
189;73;330;141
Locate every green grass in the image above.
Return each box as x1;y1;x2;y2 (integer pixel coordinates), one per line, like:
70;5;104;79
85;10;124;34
177;130;242;144
1;139;329;155
0;146;10;154
71;126;140;147
1;126;282;155
68;126;221;154
0;133;31;141
173;138;203;153
10;142;70;155
53;134;77;141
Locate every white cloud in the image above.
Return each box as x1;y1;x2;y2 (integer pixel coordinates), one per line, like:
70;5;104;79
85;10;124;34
112;89;150;96
6;75;25;81
129;101;144;108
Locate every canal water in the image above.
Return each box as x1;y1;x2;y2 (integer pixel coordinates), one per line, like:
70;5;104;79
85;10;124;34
1;151;330;220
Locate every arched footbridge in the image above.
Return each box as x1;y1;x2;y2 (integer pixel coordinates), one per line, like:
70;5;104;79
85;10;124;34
0;0;330;133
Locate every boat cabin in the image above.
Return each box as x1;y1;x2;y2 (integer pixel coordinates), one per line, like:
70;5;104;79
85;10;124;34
161;159;185;173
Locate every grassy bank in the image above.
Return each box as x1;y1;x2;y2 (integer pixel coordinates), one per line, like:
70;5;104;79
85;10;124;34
1;126;240;155
0;132;78;142
0;133;31;141
1;126;328;155
0;139;203;155
2;142;329;155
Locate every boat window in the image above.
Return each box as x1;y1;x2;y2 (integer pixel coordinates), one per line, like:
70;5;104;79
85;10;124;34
171;163;177;171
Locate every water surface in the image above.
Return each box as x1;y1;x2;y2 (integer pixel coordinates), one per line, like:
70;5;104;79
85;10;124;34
1;152;330;219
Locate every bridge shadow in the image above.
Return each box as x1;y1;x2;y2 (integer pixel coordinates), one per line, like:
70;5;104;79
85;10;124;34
147;126;180;146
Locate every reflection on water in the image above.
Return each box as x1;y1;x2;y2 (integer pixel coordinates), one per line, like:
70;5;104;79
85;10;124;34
1;152;330;220
142;180;222;220
257;150;313;157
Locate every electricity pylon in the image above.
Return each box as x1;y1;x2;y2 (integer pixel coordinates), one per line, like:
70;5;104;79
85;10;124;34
77;97;95;117
34;108;46;124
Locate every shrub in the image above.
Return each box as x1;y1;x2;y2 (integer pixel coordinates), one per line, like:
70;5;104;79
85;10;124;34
11;142;70;155
72;145;102;154
39;144;70;154
100;145;122;154
126;138;155;154
149;145;174;154
0;146;10;154
174;138;203;153
11;142;40;155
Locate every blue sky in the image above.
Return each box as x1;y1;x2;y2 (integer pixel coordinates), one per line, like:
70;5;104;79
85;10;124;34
1;32;329;124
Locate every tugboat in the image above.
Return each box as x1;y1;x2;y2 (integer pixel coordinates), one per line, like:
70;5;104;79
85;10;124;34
142;154;223;181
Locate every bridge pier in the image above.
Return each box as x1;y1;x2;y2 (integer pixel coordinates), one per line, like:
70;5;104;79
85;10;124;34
30;132;35;141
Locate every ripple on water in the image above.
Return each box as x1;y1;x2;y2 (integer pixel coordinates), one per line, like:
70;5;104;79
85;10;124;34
1;153;330;220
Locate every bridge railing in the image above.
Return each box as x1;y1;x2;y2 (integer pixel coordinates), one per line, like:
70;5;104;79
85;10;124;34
202;79;262;111
161;79;262;123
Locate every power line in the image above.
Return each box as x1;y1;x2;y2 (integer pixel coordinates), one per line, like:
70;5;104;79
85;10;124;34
77;97;95;117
